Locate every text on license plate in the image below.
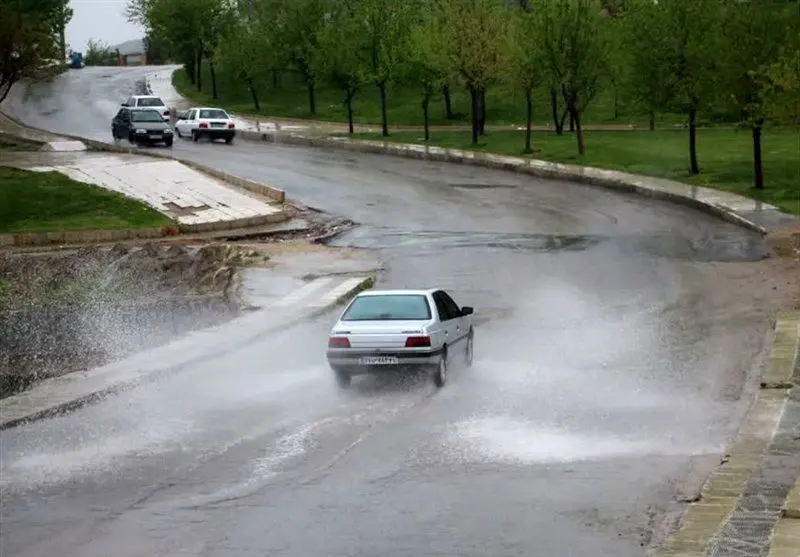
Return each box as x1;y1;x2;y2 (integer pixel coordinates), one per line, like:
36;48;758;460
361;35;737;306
359;356;399;365
150;134;162;139
211;123;225;127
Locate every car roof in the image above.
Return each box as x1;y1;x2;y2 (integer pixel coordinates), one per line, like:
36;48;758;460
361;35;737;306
130;95;161;99
188;107;230;113
356;289;437;297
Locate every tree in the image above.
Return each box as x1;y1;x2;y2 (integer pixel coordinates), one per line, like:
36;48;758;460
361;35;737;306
536;0;608;156
84;39;118;66
763;27;800;125
214;17;271;111
656;0;723;175
503;8;545;154
272;0;329;116
0;0;62;105
439;0;507;145
404;8;448;141
619;0;673;131
357;0;420;137
720;0;794;190
53;0;73;61
314;1;371;134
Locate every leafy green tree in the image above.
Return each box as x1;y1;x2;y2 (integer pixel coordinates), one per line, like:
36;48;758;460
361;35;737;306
84;39;118;66
536;0;608;155
215;17;271;111
503;8;545;154
619;0;673;131
314;1;371;134
656;0;723;175
0;0;63;105
763;26;800;125
272;0;329;116
404;8;448;141
720;0;795;190
439;0;507;145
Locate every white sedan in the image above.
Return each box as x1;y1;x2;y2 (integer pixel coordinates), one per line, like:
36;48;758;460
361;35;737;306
326;289;475;388
174;107;236;143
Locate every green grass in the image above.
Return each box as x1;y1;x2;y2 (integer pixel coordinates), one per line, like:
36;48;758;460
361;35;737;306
346;128;800;216
0;167;175;234
174;64;711;129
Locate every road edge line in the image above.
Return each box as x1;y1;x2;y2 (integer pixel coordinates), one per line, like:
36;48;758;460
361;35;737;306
651;311;800;557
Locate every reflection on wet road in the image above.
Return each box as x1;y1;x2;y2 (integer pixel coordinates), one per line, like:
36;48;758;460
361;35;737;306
0;68;780;557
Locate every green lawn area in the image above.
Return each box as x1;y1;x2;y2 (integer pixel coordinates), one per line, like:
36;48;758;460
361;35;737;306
174;64;706;129
0;167;174;234
347;128;800;216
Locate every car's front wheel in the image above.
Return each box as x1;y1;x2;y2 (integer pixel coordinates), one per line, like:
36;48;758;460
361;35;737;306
164;138;173;147
433;353;447;388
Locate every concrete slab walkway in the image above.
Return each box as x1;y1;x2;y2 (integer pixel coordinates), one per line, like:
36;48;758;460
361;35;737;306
2;151;286;231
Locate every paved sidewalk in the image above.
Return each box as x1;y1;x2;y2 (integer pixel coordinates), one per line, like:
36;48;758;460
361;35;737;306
0;273;375;430
2;151;286;231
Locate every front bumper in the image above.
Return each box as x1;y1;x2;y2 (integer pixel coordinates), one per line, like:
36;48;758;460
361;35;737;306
133;131;172;143
327;348;442;374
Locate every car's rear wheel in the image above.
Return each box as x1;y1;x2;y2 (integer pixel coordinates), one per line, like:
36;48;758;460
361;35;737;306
192;130;199;142
225;136;233;144
433;353;447;388
334;368;351;389
464;328;474;367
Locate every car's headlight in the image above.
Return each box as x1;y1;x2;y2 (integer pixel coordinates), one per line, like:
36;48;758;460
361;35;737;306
135;128;146;134
164;129;173;134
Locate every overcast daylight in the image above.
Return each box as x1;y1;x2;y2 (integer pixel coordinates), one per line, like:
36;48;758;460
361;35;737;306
67;0;143;52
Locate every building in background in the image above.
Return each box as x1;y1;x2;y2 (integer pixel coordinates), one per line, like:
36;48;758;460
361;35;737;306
114;38;147;66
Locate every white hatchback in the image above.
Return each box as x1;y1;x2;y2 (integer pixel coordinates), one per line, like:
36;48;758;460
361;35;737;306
122;95;170;120
174;107;236;143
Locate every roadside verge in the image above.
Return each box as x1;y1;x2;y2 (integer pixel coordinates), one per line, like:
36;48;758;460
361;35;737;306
0;274;374;430
653;312;800;557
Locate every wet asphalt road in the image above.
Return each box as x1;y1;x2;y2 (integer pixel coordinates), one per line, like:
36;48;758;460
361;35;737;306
0;68;779;557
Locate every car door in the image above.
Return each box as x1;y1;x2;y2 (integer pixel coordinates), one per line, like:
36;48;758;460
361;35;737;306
439;290;467;346
184;109;198;134
432;291;459;360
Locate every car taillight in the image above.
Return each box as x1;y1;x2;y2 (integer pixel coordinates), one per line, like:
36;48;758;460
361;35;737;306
228;123;235;129
329;337;351;348
199;122;208;129
163;110;170;116
405;336;431;348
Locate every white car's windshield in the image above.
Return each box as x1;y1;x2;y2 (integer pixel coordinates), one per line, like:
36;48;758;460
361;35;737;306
137;97;165;107
199;109;229;119
131;110;164;122
341;295;431;321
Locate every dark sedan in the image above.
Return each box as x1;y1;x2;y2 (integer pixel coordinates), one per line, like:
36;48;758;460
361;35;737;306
111;107;173;147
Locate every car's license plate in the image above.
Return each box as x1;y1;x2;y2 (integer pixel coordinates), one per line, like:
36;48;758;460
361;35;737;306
359;356;399;365
211;123;224;128
150;134;162;139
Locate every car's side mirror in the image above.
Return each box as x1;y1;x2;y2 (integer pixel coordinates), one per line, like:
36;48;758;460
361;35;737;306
461;306;474;316
121;102;128;107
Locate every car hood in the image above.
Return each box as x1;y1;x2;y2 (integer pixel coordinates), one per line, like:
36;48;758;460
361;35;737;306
132;121;170;131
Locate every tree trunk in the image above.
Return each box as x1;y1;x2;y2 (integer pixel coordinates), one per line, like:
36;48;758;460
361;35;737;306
346;91;355;134
688;97;699;174
247;79;260;112
209;59;218;100
551;89;563;134
613;86;619;120
378;81;388;137
422;96;430;142
478;89;487;135
648;110;655;131
752;120;764;190
571;103;585;155
469;87;479;145
569;109;575;132
272;69;280;89
524;89;533;154
307;82;316;115
187;59;196;84
196;50;202;92
443;84;454;119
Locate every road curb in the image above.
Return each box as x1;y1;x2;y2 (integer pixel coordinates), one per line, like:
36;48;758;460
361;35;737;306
238;130;793;235
784;477;800;519
653;312;800;557
0;273;375;430
0;225;171;247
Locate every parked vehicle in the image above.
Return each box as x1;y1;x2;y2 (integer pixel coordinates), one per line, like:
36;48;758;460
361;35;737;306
326;289;475;388
111;107;173;147
174;107;236;143
121;95;170;120
68;52;83;69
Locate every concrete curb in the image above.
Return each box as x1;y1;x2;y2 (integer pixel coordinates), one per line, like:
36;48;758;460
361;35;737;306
238;129;791;235
653;312;800;556
783;477;800;519
0;274;375;430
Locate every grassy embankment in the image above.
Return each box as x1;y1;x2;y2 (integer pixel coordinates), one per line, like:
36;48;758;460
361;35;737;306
174;65;800;215
0;166;174;234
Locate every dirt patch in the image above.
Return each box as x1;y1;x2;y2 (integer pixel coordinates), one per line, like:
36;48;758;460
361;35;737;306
0;242;264;397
